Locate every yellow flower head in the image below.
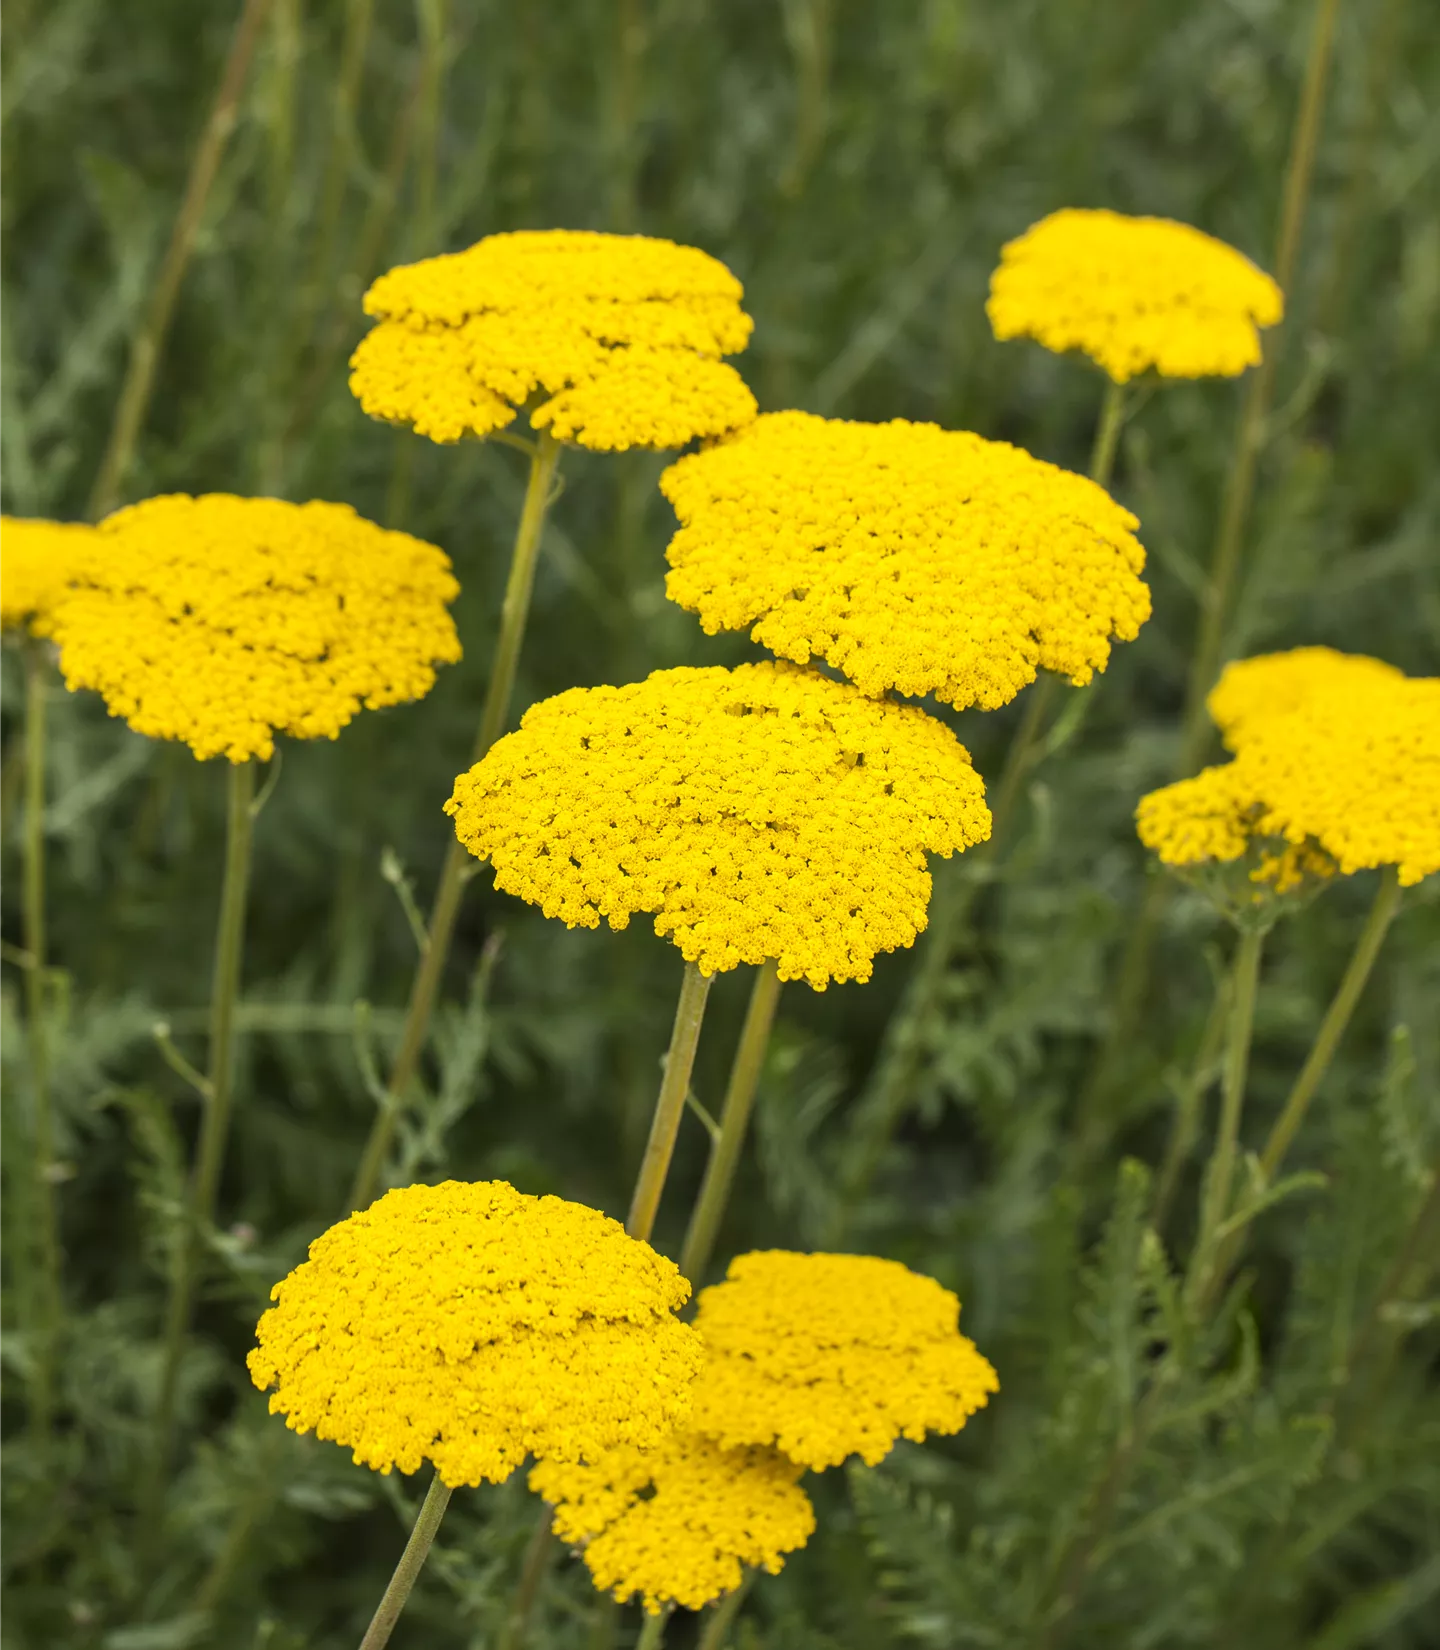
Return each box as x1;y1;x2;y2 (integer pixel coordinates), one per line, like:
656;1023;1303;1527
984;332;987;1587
247;1180;704;1489
445;661;991;989
531;1430;815;1614
1;516;101;638
49;494;461;763
350;229;757;450
987;208;1283;382
687;1251;999;1471
660;411;1149;710
1215;649;1438;886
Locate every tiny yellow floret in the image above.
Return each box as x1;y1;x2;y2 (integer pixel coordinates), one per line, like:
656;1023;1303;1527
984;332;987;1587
1;516;102;638
248;1180;704;1488
987;208;1283;383
531;1430;815;1614
661;411;1149;710
445;661;992;989
688;1251;999;1471
49;494;461;763
351;229;757;451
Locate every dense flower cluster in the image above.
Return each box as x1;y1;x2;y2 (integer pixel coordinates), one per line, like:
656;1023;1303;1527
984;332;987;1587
987;208;1284;382
248;1181;704;1488
445;661;991;989
0;516;101;637
660;412;1149;710
531;1431;815;1614
687;1251;999;1470
350;229;756;450
49;494;461;762
1138;649;1439;888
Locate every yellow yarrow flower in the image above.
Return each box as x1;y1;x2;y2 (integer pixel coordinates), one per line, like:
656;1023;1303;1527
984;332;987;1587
987;208;1283;382
248;1180;704;1488
1;516;101;638
445;661;992;990
49;494;461;763
350;229;757;450
531;1430;815;1614
660;411;1150;710
687;1251;999;1471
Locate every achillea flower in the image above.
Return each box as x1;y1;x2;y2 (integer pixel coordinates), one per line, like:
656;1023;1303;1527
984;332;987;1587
350;229;756;450
687;1251;999;1470
248;1180;704;1488
49;494;461;763
444;661;991;989
987;208;1283;382
660;411;1149;710
531;1430;815;1614
1;516;101;638
1138;649;1439;889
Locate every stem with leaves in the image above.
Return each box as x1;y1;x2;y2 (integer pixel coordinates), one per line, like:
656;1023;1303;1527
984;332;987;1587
349;432;562;1210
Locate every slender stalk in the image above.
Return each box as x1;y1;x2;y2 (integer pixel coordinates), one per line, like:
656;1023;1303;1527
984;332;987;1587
628;960;713;1242
634;1610;670;1650
1185;923;1265;1312
357;1471;453;1650
1089;377;1126;491
22;641;59;1440
697;1574;753;1650
1259;868;1401;1180
498;1504;556;1650
1179;0;1343;772
88;0;275;520
680;960;783;1282
149;759;257;1498
349;433;562;1211
1151;964;1232;1235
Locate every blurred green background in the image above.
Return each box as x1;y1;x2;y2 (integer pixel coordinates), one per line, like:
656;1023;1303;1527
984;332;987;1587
2;1;1438;1647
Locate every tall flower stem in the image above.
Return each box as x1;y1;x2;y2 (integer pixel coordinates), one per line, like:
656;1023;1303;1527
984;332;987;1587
835;370;1126;1217
1259;867;1401;1180
88;0;275;520
1185;923;1265;1313
696;1573;754;1650
635;1609;670;1650
349;432;562;1211
628;959;714;1242
22;640;60;1441
680;959;783;1283
357;1471;453;1650
148;758;257;1508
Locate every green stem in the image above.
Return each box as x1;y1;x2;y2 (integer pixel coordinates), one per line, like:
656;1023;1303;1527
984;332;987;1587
23;641;59;1441
1179;0;1343;772
149;758;257;1501
1089;377;1126;490
634;1610;670;1650
1186;923;1265;1312
1259;867;1401;1181
498;1503;556;1650
627;960;713;1242
358;1471;454;1650
680;960;783;1283
696;1574;754;1650
1150;964;1232;1236
348;432;562;1211
88;0;275;520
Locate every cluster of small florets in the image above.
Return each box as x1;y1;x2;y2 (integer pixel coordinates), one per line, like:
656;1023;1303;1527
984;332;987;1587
248;1181;703;1488
0;516;102;638
987;208;1284;382
661;411;1150;710
531;1247;996;1611
444;660;992;989
350;229;757;450
1137;648;1438;890
49;494;461;762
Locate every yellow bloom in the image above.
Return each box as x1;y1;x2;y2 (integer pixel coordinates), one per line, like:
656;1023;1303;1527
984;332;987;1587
0;516;101;638
660;411;1149;710
49;494;461;763
687;1251;999;1470
248;1180;704;1489
987;208;1283;383
531;1430;815;1614
445;661;991;990
350;229;757;450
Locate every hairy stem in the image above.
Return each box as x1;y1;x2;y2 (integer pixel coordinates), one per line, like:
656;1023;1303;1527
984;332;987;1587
628;960;714;1242
680;960;783;1283
349;433;562;1211
358;1472;454;1650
